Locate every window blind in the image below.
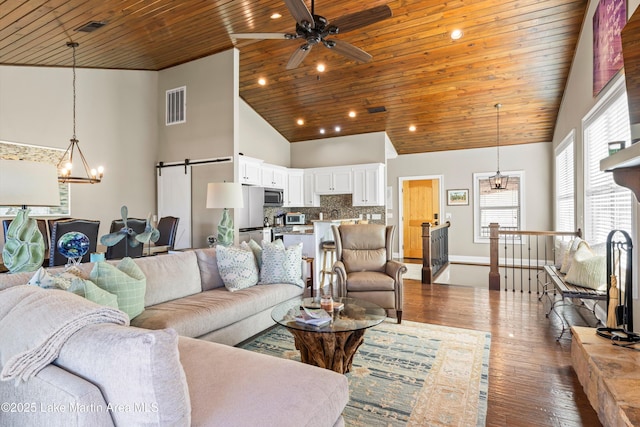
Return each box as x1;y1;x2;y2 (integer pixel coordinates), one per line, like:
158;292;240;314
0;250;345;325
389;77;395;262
555;133;574;232
475;173;522;239
584;86;632;244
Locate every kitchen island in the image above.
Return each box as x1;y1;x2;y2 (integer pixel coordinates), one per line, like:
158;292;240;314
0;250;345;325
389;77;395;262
281;219;359;294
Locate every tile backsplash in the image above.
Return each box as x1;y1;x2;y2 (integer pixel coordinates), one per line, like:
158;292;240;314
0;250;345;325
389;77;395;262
264;194;385;225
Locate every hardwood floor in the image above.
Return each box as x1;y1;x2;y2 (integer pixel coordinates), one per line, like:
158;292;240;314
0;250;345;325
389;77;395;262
402;277;602;426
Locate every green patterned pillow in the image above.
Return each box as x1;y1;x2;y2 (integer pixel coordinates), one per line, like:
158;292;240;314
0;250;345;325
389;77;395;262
68;277;119;309
260;241;304;287
216;245;259;292
90;258;146;319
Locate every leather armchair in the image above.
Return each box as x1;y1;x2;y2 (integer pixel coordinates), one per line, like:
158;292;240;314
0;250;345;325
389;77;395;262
331;224;407;323
49;219;100;266
105;218;147;260
155;216;180;249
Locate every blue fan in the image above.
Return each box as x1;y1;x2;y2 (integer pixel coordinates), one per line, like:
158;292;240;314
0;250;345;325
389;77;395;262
100;206;141;256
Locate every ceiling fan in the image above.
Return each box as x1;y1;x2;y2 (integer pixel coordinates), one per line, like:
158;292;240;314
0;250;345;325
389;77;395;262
231;0;392;69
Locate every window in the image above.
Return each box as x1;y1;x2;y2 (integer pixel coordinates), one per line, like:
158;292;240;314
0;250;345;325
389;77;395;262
583;78;632;244
555;131;575;232
473;171;524;243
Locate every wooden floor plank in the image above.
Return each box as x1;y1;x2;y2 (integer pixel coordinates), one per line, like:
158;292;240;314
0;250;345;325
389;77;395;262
402;275;601;426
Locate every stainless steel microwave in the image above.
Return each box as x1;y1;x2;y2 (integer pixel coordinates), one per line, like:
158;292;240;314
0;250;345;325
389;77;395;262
263;187;284;207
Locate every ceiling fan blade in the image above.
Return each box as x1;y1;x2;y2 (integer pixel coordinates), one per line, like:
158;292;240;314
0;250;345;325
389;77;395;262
231;33;291;40
331;5;392;34
326;40;372;63
286;45;313;69
284;0;314;28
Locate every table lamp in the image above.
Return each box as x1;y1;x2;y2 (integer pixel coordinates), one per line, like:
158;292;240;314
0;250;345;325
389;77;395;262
206;182;244;246
0;159;61;273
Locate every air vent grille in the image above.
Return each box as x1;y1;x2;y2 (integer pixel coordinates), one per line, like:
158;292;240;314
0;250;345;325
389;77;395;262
367;106;387;114
166;86;186;125
75;21;107;33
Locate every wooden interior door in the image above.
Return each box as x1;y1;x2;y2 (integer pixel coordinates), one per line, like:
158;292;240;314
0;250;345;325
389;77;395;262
402;179;439;258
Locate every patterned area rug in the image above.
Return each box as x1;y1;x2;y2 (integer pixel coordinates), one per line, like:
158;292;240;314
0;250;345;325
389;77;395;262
241;320;491;426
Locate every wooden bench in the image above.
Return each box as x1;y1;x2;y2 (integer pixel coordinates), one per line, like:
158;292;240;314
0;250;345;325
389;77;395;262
539;265;607;340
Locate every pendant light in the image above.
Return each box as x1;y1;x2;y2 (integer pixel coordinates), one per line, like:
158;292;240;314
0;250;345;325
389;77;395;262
57;42;104;184
489;103;508;190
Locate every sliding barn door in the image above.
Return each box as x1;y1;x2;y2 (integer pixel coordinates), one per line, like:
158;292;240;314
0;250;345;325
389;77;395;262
157;166;191;249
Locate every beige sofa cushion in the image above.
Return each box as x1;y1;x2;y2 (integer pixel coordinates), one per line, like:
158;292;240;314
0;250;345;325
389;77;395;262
55;324;190;427
135;251;202;307
131;284;303;338
194;248;225;290
178;336;348;427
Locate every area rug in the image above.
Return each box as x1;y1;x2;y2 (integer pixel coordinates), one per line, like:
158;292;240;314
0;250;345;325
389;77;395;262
240;320;491;426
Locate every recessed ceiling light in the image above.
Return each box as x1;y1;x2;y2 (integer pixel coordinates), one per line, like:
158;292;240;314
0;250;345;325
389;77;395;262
317;63;326;72
320;128;325;134
348;111;356;118
451;29;463;40
335;126;341;132
270;13;282;19
258;78;266;86
297;119;304;125
409;125;416;132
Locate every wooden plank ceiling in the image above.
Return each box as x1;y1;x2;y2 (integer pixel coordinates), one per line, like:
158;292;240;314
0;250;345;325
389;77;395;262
0;0;587;154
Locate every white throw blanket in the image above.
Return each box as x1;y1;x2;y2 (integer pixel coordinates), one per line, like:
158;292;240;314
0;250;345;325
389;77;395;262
0;285;129;383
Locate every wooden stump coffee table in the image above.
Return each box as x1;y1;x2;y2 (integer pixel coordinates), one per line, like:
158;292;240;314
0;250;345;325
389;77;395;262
271;297;386;374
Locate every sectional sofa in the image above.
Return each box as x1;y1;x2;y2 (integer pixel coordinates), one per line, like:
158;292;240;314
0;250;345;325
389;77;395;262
0;248;349;426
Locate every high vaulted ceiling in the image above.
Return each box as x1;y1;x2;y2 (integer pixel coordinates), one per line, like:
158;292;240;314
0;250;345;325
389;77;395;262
1;0;587;154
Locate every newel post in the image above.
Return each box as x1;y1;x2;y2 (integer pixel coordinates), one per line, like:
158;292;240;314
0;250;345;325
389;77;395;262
422;222;432;284
489;222;500;291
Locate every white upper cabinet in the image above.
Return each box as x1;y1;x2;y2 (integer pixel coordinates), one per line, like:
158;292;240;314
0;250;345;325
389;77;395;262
304;170;320;207
262;163;287;190
286;169;304;207
238;156;262;186
314;167;352;194
352;164;385;206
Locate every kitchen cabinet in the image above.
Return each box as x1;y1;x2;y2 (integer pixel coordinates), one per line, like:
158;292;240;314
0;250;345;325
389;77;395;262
314;167;352;194
282;233;316;259
286;169;304;207
352;164;385;206
303;170;320;207
238;156;262;186
261;163;287;189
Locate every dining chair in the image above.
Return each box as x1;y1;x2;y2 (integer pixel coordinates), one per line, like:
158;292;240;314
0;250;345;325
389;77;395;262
49;218;100;266
155;216;180;249
104;218;148;260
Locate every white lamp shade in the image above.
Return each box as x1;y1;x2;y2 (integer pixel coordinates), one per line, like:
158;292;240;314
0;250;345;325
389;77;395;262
0;160;61;206
206;182;244;209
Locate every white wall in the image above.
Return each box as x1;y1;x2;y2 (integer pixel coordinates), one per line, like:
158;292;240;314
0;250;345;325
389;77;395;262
238;99;290;166
290;132;388;168
0;65;158;244
554;0;640;329
387;142;553;258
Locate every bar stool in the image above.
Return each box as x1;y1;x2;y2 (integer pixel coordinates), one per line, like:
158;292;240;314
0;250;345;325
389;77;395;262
319;241;336;290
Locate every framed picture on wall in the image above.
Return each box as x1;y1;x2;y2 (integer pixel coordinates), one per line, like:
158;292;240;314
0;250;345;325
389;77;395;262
447;189;469;206
593;0;626;96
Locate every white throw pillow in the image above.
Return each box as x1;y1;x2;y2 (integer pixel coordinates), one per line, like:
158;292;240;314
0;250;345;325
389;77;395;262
560;237;586;274
565;244;606;291
216;245;259;291
554;239;570;269
260;241;305;287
